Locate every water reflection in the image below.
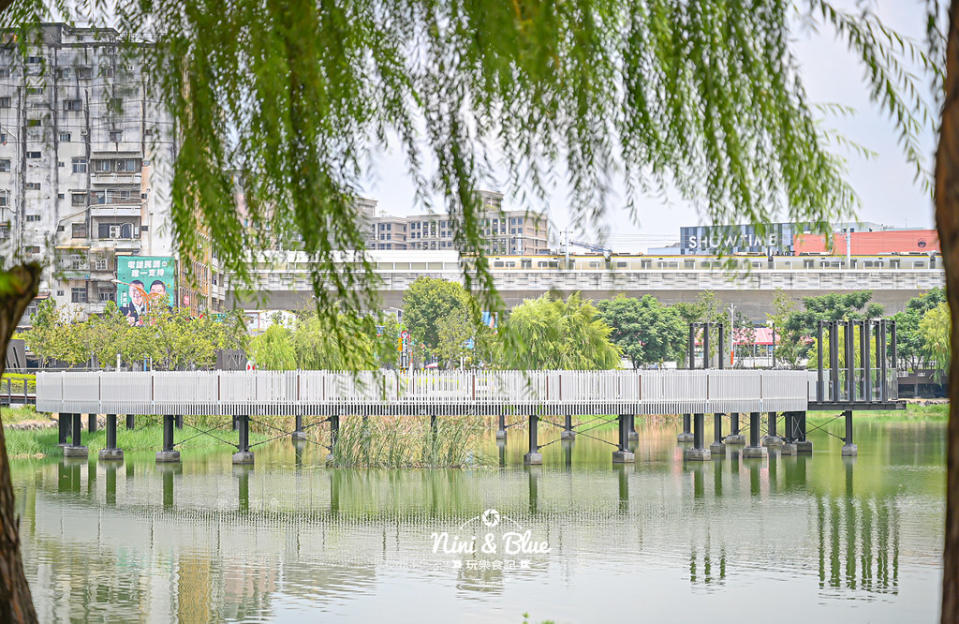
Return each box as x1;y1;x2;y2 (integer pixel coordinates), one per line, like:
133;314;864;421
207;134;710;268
11;418;945;623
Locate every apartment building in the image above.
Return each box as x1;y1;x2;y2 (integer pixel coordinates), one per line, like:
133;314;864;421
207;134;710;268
366;190;550;254
0;24;225;323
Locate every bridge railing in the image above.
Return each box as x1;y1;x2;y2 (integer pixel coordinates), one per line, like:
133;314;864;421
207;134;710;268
37;369;810;416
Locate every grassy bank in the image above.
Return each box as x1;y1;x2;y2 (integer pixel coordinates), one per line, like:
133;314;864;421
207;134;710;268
4;415;271;460
808;403;949;421
0;372;36;393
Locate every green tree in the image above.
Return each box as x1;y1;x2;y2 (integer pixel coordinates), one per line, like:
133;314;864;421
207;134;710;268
402;277;471;352
782;291;883;361
249;323;298;370
767;290;804;368
20;298;58;367
598;295;685;368
893;288;946;371
920;302;951;383
497;293;620;370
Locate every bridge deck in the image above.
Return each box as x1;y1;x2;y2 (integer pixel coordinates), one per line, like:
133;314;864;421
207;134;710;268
36;370;810;416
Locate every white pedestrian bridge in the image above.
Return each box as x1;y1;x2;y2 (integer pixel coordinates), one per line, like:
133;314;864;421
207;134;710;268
36;369;811;416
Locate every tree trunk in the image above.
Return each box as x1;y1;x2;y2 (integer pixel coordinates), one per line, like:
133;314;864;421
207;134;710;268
0;263;40;623
940;3;959;623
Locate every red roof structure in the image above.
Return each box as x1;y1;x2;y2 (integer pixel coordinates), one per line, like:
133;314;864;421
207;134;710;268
793;229;939;255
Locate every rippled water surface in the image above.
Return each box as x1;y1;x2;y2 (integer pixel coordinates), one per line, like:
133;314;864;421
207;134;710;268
10;417;945;623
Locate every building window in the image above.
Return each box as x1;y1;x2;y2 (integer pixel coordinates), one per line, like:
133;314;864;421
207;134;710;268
71;288;87;303
25;214;40;221
0;159;9;173
63;99;82;112
0;69;8;79
0;97;10;108
92;159;111;173
76;67;93;79
59;132;71;142
0;190;8;206
26;118;41;127
26;246;40;254
97;288;113;301
26;87;42;95
109;97;123;113
94;257;108;271
71;222;86;238
71;193;85;206
25;183;40;191
71;158;87;174
26;56;43;64
26;152;41;159
109;130;122;142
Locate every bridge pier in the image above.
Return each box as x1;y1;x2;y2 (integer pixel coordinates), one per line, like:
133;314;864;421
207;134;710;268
562;414;576;440
58;413;71;447
628;414;638;442
327;414;340;463
762;411;783;447
175;414;184;430
63;412;88;458
87;412;96;433
292;414;307;441
126;414;135;430
684;413;711;461
613;414;636;463
524;415;542;465
233;415;254;464
842;410;857;456
98;414;124;461
709;412;725;456
725;413;745;444
496;414;506;440
156;415;181;463
742;412;768;459
780;412;797;455
795;411;813;454
677;414;694;442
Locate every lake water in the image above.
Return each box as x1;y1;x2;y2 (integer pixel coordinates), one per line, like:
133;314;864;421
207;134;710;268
10;416;946;623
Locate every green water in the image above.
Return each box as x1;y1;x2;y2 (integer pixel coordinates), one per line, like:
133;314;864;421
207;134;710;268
9;416;946;623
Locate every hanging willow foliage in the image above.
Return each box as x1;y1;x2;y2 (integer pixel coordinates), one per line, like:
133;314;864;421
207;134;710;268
0;0;938;364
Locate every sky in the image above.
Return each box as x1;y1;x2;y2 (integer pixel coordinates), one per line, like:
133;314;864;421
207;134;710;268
359;2;938;253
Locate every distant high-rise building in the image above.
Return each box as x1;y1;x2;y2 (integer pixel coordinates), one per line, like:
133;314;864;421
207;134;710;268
0;24;221;323
366;190;549;254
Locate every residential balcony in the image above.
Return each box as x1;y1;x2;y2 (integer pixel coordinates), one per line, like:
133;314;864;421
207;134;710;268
90;171;141;185
90;237;142;252
89;204;141;218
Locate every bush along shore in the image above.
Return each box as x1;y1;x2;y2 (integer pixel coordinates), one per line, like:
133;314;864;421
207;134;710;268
0;407;489;466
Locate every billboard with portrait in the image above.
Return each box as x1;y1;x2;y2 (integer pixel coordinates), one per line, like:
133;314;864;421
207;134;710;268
116;256;176;326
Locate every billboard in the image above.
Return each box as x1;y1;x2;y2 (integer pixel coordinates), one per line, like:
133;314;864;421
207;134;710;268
116;256;175;326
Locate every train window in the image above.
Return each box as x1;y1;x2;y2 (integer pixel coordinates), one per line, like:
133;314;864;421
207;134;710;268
616;261;627;268
494;261;504;268
506;261;516;268
588;261;600;268
914;261;926;268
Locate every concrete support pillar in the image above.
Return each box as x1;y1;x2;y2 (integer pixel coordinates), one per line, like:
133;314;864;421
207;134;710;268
58;413;71;447
175;414;184;430
677;413;694;442
126;414;135;430
87;413;97;433
829;321;840;402
233;414;254;464
613;414;636;463
762;411;783;447
562;413;576;440
796;411;813;454
98;414;123;461
327;414;340;463
684;413;711;461
496;414;506;440
524;415;542;465
156;414;181;462
709;412;725;455
864;321;872;402
292;414;307;440
430;414;437;436
725;413;745;444
780;411;797;455
842;410;858;456
64;412;88;458
743;411;768;458
232;414;238;431
628;414;638;441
